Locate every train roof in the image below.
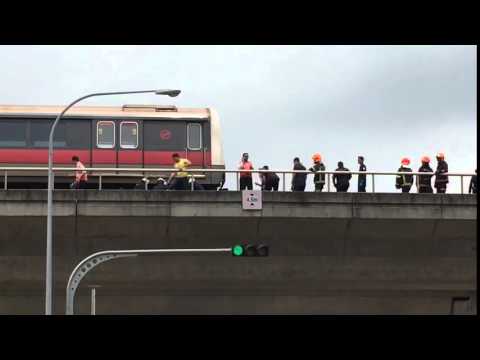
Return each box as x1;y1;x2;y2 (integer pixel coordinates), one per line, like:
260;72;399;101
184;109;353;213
0;105;211;119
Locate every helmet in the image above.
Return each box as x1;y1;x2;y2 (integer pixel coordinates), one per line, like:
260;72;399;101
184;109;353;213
401;157;410;166
436;152;445;160
421;156;430;163
312;153;322;162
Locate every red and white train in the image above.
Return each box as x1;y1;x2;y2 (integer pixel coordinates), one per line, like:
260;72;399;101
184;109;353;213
0;104;225;189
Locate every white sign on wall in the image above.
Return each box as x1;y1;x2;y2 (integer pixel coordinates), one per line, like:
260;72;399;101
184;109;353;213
242;190;262;210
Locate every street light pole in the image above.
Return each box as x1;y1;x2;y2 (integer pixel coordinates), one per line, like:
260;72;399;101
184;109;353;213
45;89;181;315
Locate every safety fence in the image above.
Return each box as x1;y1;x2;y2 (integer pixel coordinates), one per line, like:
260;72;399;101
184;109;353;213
0;167;476;194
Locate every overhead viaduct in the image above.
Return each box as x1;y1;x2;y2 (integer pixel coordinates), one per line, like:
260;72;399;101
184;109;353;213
0;190;476;314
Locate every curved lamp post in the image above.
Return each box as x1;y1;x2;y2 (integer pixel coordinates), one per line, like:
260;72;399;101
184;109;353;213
65;248;232;315
45;89;181;315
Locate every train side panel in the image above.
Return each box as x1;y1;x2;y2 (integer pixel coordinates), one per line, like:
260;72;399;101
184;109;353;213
0;106;225;189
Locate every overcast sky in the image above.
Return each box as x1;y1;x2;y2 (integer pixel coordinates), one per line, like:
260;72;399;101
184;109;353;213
0;45;476;192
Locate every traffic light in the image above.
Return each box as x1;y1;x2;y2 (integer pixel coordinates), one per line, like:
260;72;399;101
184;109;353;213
231;244;269;257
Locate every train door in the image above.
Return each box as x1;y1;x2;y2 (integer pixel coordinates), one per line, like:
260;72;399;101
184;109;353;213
92;119;143;168
117;119;142;168
92;120;116;167
186;122;204;166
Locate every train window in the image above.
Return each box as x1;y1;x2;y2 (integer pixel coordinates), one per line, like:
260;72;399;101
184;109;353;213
0;120;27;147
31;119;89;148
187;123;202;150
97;121;115;148
144;121;186;150
31;120;67;148
65;120;90;148
120;121;138;149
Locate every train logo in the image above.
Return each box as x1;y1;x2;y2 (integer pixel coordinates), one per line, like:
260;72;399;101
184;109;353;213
160;129;172;140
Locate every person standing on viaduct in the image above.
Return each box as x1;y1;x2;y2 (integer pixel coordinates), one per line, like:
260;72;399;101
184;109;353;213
396;158;413;193
71;155;88;189
309;153;326;192
416;156;434;193
333;161;351;192
257;165;280;191
291;157;307;192
434;153;449;194
238;153;254;190
468;169;477;194
357;156;367;192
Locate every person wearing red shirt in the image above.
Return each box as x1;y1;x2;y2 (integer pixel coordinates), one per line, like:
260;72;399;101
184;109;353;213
238;153;254;190
71;155;88;189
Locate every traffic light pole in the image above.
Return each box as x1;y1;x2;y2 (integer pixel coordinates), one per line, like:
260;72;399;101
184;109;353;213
65;248;231;315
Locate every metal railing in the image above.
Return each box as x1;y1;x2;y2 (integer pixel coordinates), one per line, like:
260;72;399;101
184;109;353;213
0;166;476;194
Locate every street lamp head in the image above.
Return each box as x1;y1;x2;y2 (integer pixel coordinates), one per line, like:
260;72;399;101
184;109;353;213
155;89;181;97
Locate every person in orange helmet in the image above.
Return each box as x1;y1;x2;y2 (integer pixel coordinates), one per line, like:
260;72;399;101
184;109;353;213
416;156;433;193
309;153;326;192
395;157;413;193
434;152;449;193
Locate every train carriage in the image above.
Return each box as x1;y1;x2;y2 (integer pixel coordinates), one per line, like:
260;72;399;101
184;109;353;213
0;104;225;189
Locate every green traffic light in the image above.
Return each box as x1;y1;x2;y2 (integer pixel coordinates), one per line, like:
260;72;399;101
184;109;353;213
232;245;244;256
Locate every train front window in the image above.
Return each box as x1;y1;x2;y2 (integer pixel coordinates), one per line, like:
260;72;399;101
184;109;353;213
120;122;138;149
97;121;115;148
187;123;202;150
0;120;27;147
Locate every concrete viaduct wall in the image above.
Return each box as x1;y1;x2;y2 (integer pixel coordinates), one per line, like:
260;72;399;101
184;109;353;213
0;190;476;314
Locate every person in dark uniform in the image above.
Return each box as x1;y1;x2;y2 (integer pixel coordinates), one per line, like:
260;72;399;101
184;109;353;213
357;156;367;192
291;157;307;192
333;161;351;192
396;158;413;193
469;169;477;194
257;166;279;191
416;156;434;193
309;153;326;192
434;153;449;194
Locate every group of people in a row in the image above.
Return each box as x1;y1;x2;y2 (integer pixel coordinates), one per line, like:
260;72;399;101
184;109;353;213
238;152;478;194
69;153;477;194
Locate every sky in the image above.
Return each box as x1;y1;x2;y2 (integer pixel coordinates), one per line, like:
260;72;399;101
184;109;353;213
0;45;476;192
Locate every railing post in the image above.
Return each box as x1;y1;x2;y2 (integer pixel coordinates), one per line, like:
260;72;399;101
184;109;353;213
99;175;102;191
372;174;375;193
460;175;464;194
91;287;96;315
327;173;330;192
282;172;286;192
191;176;194;191
144;179;148;191
4;171;7;190
236;172;240;191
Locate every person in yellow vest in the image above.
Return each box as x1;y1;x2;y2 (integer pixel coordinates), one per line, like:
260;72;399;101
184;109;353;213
167;153;191;190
